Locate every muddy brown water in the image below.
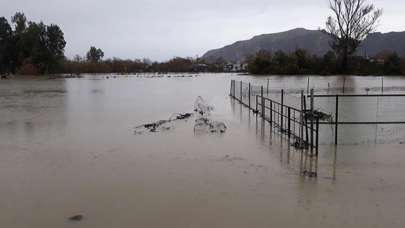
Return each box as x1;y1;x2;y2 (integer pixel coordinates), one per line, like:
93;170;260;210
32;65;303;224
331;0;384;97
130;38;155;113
1;74;405;227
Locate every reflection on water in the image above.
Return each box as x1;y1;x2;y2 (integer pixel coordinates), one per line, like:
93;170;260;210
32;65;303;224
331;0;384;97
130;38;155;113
232;100;336;180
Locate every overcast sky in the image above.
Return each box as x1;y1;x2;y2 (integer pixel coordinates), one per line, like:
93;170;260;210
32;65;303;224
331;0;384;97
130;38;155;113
1;0;404;61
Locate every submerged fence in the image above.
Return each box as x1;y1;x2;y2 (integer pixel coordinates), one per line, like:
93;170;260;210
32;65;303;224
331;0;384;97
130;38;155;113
230;80;320;155
311;93;405;145
231;79;405;146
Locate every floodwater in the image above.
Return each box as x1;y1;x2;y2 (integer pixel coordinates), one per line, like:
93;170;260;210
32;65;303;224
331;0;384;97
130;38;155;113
1;74;405;228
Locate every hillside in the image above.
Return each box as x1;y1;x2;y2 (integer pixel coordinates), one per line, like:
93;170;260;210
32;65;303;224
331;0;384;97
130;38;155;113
202;28;405;62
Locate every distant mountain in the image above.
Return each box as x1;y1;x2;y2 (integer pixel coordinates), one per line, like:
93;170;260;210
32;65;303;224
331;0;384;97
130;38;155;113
202;28;405;63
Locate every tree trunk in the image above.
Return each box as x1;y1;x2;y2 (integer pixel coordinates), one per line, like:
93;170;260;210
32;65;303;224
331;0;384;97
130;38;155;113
341;47;348;74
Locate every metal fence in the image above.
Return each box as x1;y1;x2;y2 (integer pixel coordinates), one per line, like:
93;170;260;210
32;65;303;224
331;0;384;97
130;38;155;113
231;79;405;146
230;80;320;155
310;94;405;145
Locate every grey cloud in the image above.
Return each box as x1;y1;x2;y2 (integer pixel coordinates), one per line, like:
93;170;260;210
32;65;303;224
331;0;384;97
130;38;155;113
1;0;403;60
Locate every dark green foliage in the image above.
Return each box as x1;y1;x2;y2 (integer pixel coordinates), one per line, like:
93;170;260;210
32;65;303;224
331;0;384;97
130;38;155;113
247;49;405;76
86;46;104;62
0;12;66;75
0;17;13;73
62;56;220;74
383;53;402;75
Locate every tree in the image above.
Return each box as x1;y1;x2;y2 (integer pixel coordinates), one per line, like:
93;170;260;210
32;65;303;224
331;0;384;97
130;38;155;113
383;53;401;75
6;12;67;74
247;50;272;74
11;12;27;35
44;24;66;72
322;51;338;74
326;0;382;73
0;17;13;73
86;46;104;62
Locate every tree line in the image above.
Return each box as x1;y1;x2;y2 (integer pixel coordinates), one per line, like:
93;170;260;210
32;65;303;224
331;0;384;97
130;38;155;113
62;56;226;74
247;49;405;76
0;12;66;75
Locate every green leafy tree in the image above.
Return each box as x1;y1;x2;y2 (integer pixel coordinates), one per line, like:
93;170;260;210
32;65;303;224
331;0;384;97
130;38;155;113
44;24;66;72
11;12;27;35
0;17;13;73
86;46;104;62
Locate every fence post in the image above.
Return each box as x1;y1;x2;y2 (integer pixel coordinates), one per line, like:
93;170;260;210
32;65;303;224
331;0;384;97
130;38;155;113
248;83;251;110
300;90;304;146
256;95;258;113
233;80;236;99
288;107;291;139
381;76;384;94
269;100;273;124
230;80;232;97
281;89;284;131
316;118;319;156
261;86;265;118
304;95;309;147
310;89;314;152
240;81;243;103
335;95;339;145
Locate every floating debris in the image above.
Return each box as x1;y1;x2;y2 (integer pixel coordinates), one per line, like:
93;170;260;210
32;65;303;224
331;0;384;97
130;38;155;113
193;97;227;134
170;113;193;121
64;74;83;79
68;215;83;222
292;139;309;150
302;170;318;178
194;118;227;134
1;74;9;80
304;110;332;121
194;96;214;116
134;113;193;135
134;97;227;136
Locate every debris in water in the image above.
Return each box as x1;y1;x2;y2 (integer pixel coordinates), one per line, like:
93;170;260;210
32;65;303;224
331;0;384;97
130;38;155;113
193;97;227;134
304;110;332;121
170;113;193;121
134;97;227;136
292;140;309;150
1;74;9;80
302;170;317;178
134;113;193;135
68;215;83;222
194;96;214;116
194;118;227;134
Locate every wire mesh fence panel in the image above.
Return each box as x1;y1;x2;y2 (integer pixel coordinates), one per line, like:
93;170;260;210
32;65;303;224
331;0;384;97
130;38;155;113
312;95;405;145
231;79;405;145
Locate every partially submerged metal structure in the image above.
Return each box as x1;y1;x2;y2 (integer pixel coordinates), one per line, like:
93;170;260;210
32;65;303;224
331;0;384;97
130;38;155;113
231;79;405;146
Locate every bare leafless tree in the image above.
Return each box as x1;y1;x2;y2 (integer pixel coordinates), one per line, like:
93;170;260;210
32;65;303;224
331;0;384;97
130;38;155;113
326;0;382;72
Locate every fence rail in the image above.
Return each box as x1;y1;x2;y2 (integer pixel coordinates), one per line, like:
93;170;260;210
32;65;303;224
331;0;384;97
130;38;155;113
231;79;405;147
309;93;405;144
230;80;320;155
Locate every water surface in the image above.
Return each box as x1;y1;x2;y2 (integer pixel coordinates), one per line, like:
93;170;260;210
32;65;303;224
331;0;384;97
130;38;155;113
1;74;405;228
